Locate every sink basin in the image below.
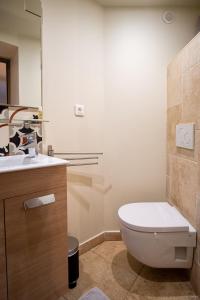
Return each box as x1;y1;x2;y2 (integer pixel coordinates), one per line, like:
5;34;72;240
0;154;69;173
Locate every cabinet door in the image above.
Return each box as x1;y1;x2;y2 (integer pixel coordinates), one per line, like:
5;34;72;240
0;200;7;300
5;187;68;300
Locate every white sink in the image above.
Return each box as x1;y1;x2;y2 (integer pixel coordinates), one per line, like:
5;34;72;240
0;154;69;173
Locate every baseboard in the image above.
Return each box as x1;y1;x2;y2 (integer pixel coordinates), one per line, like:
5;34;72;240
79;231;122;255
79;232;105;255
104;231;122;241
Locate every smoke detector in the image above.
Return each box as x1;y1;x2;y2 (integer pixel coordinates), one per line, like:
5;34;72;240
162;11;175;24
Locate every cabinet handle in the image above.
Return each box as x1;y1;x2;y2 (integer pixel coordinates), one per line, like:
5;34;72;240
23;194;55;210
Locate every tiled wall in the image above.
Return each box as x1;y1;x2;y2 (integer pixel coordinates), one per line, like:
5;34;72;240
0;105;42;156
167;33;200;295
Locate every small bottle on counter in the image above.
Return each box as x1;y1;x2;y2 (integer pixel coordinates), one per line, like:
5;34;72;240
47;145;54;156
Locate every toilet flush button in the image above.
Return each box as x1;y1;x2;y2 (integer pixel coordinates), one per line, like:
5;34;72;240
176;123;194;150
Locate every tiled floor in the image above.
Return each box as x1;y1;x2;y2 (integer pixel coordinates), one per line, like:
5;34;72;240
64;241;198;300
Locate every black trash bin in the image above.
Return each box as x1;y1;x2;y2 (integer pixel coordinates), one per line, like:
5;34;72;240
68;236;79;289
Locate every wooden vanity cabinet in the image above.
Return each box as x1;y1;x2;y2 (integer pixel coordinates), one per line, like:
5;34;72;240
0;201;7;300
0;166;68;300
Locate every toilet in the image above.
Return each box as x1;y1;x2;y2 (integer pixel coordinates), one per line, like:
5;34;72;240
118;202;196;268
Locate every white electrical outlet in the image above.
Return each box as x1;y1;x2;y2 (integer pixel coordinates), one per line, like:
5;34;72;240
74;104;85;117
176;123;195;150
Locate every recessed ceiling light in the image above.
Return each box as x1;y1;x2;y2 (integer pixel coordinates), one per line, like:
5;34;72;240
162;11;176;24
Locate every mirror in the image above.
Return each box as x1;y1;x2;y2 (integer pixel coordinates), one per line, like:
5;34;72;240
0;0;42;108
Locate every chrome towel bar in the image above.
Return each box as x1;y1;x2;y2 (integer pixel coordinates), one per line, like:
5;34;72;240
48;147;103;167
67;162;98;167
54;152;103;155
63;157;99;160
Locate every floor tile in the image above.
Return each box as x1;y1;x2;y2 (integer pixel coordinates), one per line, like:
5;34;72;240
92;241;143;275
65;242;198;300
96;261;137;300
92;241;126;263
128;265;195;299
65;251;107;300
66;242;138;300
125;295;198;300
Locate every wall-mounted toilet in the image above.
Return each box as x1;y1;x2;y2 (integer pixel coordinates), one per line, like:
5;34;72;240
118;202;196;268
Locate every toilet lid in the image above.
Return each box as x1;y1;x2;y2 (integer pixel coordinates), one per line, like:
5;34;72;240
118;202;191;233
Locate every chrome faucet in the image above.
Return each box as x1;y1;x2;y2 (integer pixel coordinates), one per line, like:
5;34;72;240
20;132;38;157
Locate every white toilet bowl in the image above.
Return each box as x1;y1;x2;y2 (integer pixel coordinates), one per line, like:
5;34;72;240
118;202;196;269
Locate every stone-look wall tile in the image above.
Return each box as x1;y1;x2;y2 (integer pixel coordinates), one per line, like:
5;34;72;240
196;132;200;162
196;193;200;267
169;155;198;227
182;33;200;73
194;239;200;266
167;94;199;164
196;193;200;236
167;33;200;297
198;243;200;267
182;64;200;128
166;154;169;176
167;105;182;155
166;175;170;201
191;261;200;296
167;54;184;108
168;155;181;208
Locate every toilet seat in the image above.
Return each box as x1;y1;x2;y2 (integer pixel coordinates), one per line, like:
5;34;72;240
118;202;195;233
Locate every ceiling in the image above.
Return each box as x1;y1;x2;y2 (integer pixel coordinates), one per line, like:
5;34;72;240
0;0;41;19
0;0;41;39
96;0;200;7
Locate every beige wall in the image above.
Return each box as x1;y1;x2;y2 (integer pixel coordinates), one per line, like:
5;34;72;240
104;7;200;230
41;0;200;242
42;0;105;243
167;33;200;295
